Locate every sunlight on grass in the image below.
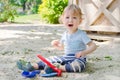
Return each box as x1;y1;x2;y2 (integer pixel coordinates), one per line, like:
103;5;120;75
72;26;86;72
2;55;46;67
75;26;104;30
14;14;46;24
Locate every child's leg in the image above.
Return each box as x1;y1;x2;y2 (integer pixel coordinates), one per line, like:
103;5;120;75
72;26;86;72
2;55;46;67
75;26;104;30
17;56;63;71
33;56;86;72
51;57;86;72
64;58;86;72
34;56;66;70
50;55;86;72
59;65;66;72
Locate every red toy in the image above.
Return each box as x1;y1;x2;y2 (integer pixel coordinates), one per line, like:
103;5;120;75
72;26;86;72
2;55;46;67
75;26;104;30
37;54;62;76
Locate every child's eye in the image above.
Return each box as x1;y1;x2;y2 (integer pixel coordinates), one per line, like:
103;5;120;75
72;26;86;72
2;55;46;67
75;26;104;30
73;17;77;19
66;17;69;19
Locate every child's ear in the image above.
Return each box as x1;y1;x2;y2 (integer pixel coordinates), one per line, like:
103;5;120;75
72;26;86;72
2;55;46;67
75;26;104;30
79;18;82;23
59;15;64;24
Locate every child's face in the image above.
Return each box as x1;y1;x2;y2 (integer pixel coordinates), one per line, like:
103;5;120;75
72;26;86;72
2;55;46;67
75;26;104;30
62;10;81;33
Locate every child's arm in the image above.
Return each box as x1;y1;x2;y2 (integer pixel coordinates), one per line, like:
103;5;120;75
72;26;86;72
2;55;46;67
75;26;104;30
75;41;97;58
51;40;64;50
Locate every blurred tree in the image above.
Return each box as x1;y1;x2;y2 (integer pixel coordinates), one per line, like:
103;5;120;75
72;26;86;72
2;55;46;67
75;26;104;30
0;0;17;22
9;0;42;14
38;0;68;24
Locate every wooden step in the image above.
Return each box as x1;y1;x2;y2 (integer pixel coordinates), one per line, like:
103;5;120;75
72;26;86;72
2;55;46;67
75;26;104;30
87;34;120;42
80;25;120;33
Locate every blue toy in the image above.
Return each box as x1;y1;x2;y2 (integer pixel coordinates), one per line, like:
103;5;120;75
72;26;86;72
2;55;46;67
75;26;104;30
22;70;40;78
40;72;58;77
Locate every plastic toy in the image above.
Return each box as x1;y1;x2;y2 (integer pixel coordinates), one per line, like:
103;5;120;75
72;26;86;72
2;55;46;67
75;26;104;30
37;54;62;77
40;72;58;77
22;70;40;78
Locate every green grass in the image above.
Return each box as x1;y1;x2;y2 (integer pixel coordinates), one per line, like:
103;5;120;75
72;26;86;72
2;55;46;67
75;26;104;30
14;14;46;24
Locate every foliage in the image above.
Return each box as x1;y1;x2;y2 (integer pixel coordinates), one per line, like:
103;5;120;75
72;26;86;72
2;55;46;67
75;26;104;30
38;0;68;24
9;0;42;14
0;0;17;22
30;0;42;14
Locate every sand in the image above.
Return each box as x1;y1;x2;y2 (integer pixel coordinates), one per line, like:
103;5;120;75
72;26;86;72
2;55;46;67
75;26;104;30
0;23;120;80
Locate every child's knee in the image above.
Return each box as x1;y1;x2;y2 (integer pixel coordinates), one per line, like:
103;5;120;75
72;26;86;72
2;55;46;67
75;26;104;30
65;59;86;72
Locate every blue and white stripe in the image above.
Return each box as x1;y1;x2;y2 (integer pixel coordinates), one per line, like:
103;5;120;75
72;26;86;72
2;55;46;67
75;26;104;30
45;54;86;72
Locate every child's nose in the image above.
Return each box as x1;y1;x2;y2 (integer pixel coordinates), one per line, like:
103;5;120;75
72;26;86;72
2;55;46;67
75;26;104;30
69;18;73;22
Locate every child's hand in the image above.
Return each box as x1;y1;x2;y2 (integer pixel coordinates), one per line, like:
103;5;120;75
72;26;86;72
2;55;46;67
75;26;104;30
51;40;64;50
75;51;86;58
51;40;60;47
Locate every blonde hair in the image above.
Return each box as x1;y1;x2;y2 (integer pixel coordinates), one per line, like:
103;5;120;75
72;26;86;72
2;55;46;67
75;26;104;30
59;4;82;23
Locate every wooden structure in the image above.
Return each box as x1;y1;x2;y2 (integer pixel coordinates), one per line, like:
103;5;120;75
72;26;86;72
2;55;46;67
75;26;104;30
69;0;120;34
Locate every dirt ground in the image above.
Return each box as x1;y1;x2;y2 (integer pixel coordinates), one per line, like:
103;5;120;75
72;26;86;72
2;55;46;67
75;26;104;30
0;23;120;80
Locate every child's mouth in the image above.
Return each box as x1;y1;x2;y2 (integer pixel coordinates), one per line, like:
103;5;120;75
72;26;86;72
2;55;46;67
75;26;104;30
68;24;73;27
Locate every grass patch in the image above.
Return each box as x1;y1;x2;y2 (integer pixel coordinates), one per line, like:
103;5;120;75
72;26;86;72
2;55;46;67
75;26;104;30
104;56;112;60
14;14;46;24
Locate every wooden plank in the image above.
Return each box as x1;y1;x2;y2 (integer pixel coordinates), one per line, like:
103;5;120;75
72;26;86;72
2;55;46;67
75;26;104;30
92;0;120;26
68;0;73;4
90;0;101;8
88;34;113;41
80;0;89;27
68;0;120;30
76;0;79;5
80;25;120;33
88;33;120;42
108;0;120;12
89;0;113;25
103;9;120;26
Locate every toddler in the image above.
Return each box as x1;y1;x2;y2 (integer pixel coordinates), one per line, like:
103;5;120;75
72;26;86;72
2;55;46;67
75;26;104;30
17;4;97;73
